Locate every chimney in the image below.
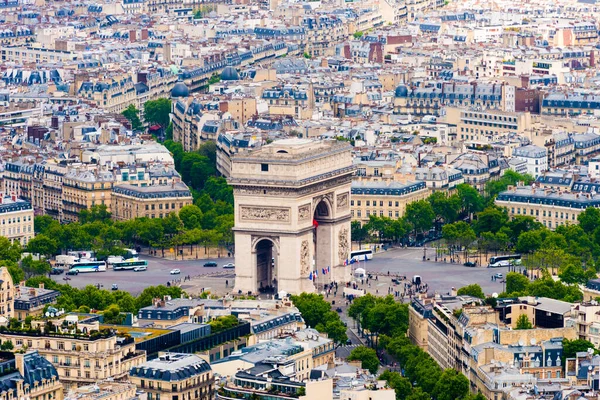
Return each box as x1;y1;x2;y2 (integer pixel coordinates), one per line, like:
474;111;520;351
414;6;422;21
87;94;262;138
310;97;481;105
39;283;44;290
11;193;16;202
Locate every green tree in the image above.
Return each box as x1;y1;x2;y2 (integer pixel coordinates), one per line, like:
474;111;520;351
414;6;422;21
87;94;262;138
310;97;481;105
578;207;600;234
442;221;476;251
209;315;238;333
506;272;529;294
26;234;58;259
348;346;379;374
515;314;533;329
351;221;368;249
21;255;51;278
456;183;484;217
353;31;364;38
34;215;58;235
404;200;435;235
563;339;596;361
379;370;412;399
457;284;485;299
506;216;542;243
0;237;21;262
290;293;332;328
516;230;543;254
428;192;461;224
103;304;125;325
406;388;430;400
79;205;111;224
121;104;143;130
0;340;13;351
144;98;172;129
473;206;508;235
432;369;469;400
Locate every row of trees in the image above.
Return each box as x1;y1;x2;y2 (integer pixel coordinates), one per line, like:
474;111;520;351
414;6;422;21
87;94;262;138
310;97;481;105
25;276;182;318
345;294;483;400
290;293;348;344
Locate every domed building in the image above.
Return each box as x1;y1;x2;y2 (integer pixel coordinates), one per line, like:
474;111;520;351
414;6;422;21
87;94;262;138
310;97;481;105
220;66;240;81
394;85;409;98
171;81;189;98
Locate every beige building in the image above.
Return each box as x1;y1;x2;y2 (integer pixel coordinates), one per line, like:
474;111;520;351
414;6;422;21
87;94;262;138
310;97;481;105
0;267;14;320
350;180;430;223
0;195;34;246
0;317;146;390
444;106;532;143
495;186;587;230
111;182;193;221
62;168;115;223
129;353;214;400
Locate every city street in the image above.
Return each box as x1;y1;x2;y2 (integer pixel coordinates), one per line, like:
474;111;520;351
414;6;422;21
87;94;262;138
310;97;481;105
50;247;507;297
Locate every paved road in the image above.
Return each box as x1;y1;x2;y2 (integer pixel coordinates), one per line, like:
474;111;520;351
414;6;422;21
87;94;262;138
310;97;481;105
50;247;508;297
51;255;235;295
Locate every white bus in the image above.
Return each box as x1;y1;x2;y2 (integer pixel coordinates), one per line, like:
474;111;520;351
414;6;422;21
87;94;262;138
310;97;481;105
69;260;107;273
350;249;373;261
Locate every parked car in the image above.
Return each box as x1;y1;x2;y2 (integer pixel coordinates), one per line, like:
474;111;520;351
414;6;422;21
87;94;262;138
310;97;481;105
223;263;235;269
111;284;118;290
134;265;147;272
203;261;217;267
464;261;477;267
170;269;181;275
50;268;64;275
66;270;79;276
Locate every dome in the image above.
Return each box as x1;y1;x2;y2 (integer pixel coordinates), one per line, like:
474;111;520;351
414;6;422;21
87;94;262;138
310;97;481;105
171;81;189;98
221;66;240;81
395;85;409;97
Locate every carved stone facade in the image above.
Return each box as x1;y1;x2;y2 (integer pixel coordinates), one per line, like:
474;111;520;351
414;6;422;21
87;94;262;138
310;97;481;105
338;228;349;262
230;139;354;295
337;193;349;210
240;206;290;222
298;204;311;221
300;240;310;275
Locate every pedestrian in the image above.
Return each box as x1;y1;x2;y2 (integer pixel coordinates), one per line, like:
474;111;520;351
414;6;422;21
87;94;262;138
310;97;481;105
226;280;229;287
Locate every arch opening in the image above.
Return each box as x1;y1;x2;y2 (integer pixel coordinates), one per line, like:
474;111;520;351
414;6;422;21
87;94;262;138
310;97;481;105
255;238;278;294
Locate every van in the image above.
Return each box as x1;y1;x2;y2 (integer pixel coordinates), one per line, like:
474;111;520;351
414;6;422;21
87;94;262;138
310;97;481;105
413;275;422;286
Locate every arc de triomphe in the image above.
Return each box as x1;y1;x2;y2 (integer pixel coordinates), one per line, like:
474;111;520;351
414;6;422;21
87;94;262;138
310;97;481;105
228;139;354;295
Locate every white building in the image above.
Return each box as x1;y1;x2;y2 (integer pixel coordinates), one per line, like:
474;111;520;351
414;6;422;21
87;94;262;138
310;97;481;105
0;195;34;246
512;144;548;178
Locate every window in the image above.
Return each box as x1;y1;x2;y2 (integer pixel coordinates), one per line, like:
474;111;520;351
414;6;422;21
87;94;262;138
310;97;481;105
261;163;269;172
357;201;361;206
366;201;370;206
351;200;354;206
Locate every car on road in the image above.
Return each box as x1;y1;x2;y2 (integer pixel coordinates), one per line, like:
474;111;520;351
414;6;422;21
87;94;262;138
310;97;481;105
223;263;235;269
50;268;64;275
203;261;217;267
494;273;503;279
133;265;147;272
335;307;343;313
464;261;477;267
346;338;352;345
111;284;118;290
170;269;181;275
66;269;79;276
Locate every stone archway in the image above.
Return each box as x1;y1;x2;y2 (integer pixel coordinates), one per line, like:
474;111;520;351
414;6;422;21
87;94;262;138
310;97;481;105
253;237;279;294
230;139;354;295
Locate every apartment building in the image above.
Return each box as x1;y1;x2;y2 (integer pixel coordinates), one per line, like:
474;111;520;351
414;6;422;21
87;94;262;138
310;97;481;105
0;195;34;245
0;318;146;390
14;283;61;321
0;351;64;400
78;75;137;114
571;302;600;346
350;180;430;223
0;268;14;320
445;107;532;143
512;145;548;178
542;93;600;117
496;185;593;229
111;182;193;221
129;353;214;400
261;85;314;120
0;45;78;63
62;168;115;223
